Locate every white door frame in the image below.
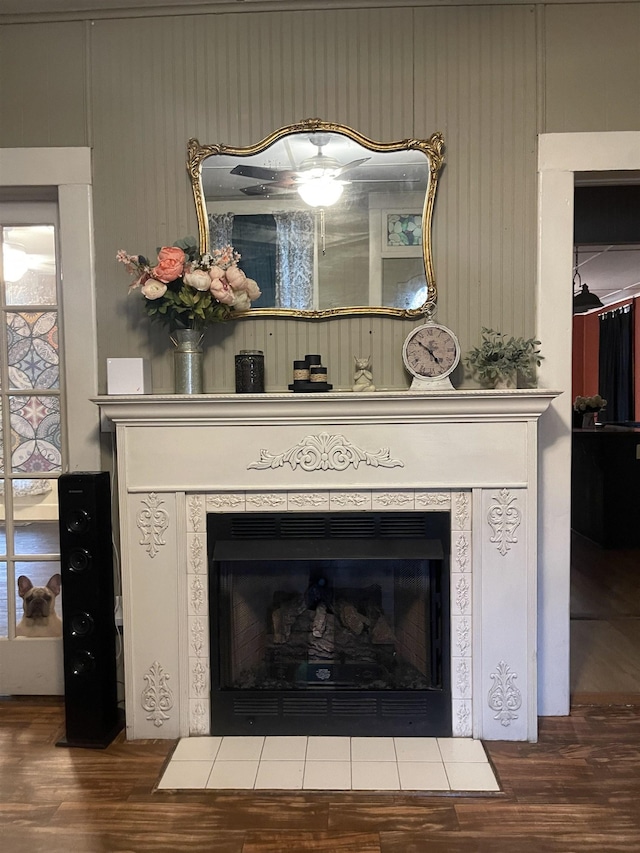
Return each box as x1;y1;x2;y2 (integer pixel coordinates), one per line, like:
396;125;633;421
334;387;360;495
536;132;640;716
0;148;100;693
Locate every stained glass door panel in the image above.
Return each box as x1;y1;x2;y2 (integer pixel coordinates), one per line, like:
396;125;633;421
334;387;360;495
0;214;64;694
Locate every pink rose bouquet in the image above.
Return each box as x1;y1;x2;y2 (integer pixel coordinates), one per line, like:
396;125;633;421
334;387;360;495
117;236;261;330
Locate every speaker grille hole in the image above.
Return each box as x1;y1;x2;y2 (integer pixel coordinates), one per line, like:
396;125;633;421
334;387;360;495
68;548;91;572
71;650;96;676
65;509;90;533
70;612;94;638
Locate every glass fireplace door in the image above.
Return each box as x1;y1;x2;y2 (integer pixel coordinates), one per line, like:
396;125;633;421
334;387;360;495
209;512;452;737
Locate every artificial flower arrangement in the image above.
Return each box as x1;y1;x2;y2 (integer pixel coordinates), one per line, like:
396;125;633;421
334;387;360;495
116;236;260;330
573;394;606;413
464;327;543;387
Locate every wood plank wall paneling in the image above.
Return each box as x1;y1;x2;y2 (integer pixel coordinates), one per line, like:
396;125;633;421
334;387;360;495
90;8;423;393
0;21;87;146
545;3;640;132
414;5;538;353
0;4;553;393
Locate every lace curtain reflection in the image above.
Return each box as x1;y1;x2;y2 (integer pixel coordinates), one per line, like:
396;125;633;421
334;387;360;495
274;211;314;310
208;213;235;250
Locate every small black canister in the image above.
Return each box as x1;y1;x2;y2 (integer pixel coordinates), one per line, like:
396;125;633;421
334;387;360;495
235;349;265;393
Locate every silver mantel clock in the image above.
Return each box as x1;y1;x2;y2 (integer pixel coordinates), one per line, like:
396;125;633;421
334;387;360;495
402;320;461;391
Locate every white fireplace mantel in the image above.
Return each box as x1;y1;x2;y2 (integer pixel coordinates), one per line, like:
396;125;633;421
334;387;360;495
97;389;557;743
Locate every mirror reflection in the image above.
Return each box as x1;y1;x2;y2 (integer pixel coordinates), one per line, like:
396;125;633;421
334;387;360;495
187;120;444;318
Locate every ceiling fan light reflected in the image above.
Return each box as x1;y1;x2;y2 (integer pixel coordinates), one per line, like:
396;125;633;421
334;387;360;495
2;242;29;283
573;282;604;314
297;176;344;207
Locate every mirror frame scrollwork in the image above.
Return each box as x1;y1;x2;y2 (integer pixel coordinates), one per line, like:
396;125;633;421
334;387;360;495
187;118;444;319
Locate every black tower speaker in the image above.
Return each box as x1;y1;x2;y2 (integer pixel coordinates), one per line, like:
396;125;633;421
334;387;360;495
57;471;121;748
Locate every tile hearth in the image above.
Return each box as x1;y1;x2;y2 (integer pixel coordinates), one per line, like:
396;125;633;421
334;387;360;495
157;735;501;793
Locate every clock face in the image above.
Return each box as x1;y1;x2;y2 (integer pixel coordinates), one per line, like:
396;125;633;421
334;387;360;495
403;323;460;380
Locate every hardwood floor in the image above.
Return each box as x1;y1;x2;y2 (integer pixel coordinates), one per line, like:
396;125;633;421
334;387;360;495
570;532;640;698
2;531;639;850
1;696;640;852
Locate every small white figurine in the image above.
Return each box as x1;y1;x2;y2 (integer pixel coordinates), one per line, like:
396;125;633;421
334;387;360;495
352;355;375;392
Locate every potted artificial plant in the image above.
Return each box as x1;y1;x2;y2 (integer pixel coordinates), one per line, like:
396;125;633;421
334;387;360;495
464;327;543;388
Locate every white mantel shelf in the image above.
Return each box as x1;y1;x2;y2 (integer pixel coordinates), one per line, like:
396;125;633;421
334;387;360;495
95;388;559;424
97;389;558;744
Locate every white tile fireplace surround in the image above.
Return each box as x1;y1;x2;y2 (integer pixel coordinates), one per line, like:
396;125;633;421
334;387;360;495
97;390;556;744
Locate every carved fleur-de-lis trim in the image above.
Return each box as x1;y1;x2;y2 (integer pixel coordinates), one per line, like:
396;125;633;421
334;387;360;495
455;616;471;656
136;493;169;558
288;493;327;507
488;660;522;726
141;661;174;727
487;489;522;556
331;493;370;507
456;701;472;737
187;494;203;532
206;493;244;509
247;432;403;472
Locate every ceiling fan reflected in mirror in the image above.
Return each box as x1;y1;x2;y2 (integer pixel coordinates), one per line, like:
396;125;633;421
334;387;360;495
230;134;370;206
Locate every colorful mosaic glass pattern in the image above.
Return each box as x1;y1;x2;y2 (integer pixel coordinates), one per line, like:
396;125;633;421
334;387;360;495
9;395;61;473
7;312;59;391
386;213;422;247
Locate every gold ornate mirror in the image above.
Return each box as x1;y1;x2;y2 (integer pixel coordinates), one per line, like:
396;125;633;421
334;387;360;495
187;119;444;319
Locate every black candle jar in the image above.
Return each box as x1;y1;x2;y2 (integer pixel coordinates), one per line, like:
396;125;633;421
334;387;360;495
235;350;265;393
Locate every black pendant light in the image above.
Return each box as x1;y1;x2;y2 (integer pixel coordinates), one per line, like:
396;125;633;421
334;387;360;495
573;247;604;314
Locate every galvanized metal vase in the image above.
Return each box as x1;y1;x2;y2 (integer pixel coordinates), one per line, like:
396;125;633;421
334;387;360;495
170;329;204;394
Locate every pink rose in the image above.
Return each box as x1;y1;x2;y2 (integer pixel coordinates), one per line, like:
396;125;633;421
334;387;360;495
184;269;211;291
225;264;247;290
210;275;235;305
244;278;261;301
208;265;224;282
152;246;185;283
232;291;251;312
141;279;168;300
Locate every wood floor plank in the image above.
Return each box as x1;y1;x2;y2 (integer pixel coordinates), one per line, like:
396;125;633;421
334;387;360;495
0;827;246;853
3;699;640;851
242;831;381;852
327;801;461;833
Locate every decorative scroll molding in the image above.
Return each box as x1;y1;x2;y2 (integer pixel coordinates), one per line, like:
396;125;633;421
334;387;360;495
288;493;327;507
416;491;450;507
455;659;471;696
454;576;471;614
190;616;206;657
455;701;472;737
374;492;413;507
187;494;203;532
188;534;205;574
136;493;169;558
190;575;205;615
190;700;208;735
488;489;522;556
455;532;470;572
247;432;404;472
454;491;470;529
331;492;370;507
246;493;287;509
206;493;244;510
141;661;174;727
192;659;207;697
455;616;471;657
488;661;522;727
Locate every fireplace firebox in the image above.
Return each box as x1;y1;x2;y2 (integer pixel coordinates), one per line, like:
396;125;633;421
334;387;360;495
208;511;451;737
